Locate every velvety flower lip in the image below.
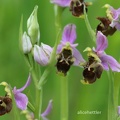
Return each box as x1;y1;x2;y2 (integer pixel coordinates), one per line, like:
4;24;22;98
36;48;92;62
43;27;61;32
50;0;70;7
41;100;53;120
13;75;31;110
94;31;120;72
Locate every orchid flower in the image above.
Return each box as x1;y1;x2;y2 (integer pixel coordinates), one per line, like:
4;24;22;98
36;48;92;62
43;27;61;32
56;23;85;75
81;31;120;84
84;31;120;72
50;0;91;17
13;75;31;110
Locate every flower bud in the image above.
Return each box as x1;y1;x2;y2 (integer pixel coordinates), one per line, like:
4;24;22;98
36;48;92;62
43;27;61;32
27;5;40;45
0;82;11;97
22;32;32;54
33;43;53;66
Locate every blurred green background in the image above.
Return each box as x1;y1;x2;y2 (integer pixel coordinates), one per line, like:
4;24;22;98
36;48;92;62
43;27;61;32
0;0;120;120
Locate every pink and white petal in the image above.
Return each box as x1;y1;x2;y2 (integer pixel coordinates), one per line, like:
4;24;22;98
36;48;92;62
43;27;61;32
62;24;76;44
50;0;70;7
38;48;49;65
15;93;28;110
41;100;52;118
95;31;108;52
41;43;53;55
16;75;31;93
34;45;49;66
110;7;118;18
73;48;85;66
100;54;120;72
110;21;118;28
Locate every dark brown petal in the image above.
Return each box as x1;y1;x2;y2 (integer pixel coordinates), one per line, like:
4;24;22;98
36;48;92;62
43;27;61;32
96;17;116;36
70;0;87;17
56;49;74;76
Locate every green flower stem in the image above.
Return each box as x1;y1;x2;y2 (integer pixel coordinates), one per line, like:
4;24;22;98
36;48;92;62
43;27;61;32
12;100;20;120
10;88;20;120
38;28;61;88
83;5;96;42
28;101;35;112
60;76;68;120
53;5;69;120
34;87;42;120
30;62;42;120
107;71;115;120
38;5;63;88
54;5;63;34
32;5;63;118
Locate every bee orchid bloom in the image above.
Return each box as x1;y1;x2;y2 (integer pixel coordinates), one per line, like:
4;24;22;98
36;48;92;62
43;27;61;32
13;75;31;110
93;31;120;72
56;24;85;76
81;31;120;84
50;0;91;17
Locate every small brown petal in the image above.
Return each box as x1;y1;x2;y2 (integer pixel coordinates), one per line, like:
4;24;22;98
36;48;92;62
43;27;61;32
96;17;116;36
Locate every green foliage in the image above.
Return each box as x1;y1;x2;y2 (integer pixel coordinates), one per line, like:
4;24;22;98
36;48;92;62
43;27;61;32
0;0;120;120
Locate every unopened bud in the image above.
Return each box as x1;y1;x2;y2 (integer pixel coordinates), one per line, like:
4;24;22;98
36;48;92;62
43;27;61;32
27;5;40;45
22;32;32;54
33;43;53;66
